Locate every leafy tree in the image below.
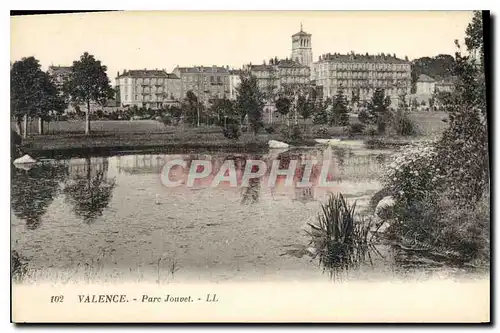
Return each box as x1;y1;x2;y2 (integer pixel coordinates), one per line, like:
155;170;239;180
236;73;265;135
182;90;202;126
210;97;236;127
296;94;314;131
65;52;114;135
436;10;488;204
330;88;349;126
465;10;485;64
411;54;457;92
10;57;64;137
367;88;391;134
312;100;328;125
275;96;292;127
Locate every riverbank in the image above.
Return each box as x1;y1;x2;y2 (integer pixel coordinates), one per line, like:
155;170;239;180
18;131;431;159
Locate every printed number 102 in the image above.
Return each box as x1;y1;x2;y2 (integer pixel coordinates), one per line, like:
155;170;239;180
50;296;64;303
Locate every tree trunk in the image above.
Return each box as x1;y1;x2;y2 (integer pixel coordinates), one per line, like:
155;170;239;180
38;117;44;135
85;100;91;135
23;114;28;139
16;117;23;137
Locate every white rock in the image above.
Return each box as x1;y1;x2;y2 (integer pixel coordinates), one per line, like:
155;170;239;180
13;154;36;165
375;195;396;219
268;140;289;149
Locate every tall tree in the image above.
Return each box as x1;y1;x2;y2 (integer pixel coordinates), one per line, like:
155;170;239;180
330;88;350;126
436;10;488;204
275;96;292;127
236;73;265;135
11;57;61;138
183;90;202;126
367;88;391;133
66;52;114;135
210;97;236;128
296;94;314;131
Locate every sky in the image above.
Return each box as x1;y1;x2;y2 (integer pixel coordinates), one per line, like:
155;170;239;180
11;11;474;85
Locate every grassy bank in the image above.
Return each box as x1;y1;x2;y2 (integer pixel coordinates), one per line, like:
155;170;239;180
15;112;448;158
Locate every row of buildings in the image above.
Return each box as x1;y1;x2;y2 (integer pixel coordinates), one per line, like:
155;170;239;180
48;25;444;112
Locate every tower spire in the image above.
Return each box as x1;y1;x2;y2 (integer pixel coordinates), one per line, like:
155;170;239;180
300;22;303;32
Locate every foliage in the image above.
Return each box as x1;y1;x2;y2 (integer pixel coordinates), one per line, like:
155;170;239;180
307;193;372;273
329;88;349;126
357;109;371;124
265;125;276;134
275;96;292;124
347;123;366;136
411;54;456;91
314;126;329;137
10;57;66;135
434;11;488;205
313;100;328;125
182;90;203;126
222;123;241;140
391;109;420;136
297;94;314;129
210;97;236;126
383;142;445;205
236;73;265;135
65;52;114;134
366;88;392;134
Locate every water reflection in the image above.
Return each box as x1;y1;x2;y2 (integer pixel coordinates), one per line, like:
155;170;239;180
63;157;116;223
11;163;69;230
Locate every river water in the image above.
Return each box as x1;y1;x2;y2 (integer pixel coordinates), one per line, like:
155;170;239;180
11;142;482;284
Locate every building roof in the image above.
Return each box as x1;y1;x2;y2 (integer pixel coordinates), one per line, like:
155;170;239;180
435;76;458;85
229;69;244;75
174;66;229;74
276;59;309;68
116;70;179;79
248;59;308;71
316;53;410;64
417;74;436;83
292;24;311;37
48;66;72;75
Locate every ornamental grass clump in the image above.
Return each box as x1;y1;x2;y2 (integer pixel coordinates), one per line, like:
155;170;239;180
307;193;373;273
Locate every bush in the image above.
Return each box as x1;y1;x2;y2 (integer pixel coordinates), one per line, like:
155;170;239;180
290;124;303;141
348;123;365;136
391;110;420;136
314;127;329;137
364;125;378;137
358;109;371;124
222;124;241;140
265;125;276;134
279;124;303;142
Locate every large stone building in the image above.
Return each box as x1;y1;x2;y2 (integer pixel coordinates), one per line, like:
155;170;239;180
245;59;310;97
172;65;230;106
115;69;181;109
311;52;412;105
228;69;243;100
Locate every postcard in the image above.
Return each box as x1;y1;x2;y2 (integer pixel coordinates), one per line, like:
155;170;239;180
10;10;490;323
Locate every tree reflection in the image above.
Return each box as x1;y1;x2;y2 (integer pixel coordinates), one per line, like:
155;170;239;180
63;157;116;223
241;177;261;205
11;162;69;230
